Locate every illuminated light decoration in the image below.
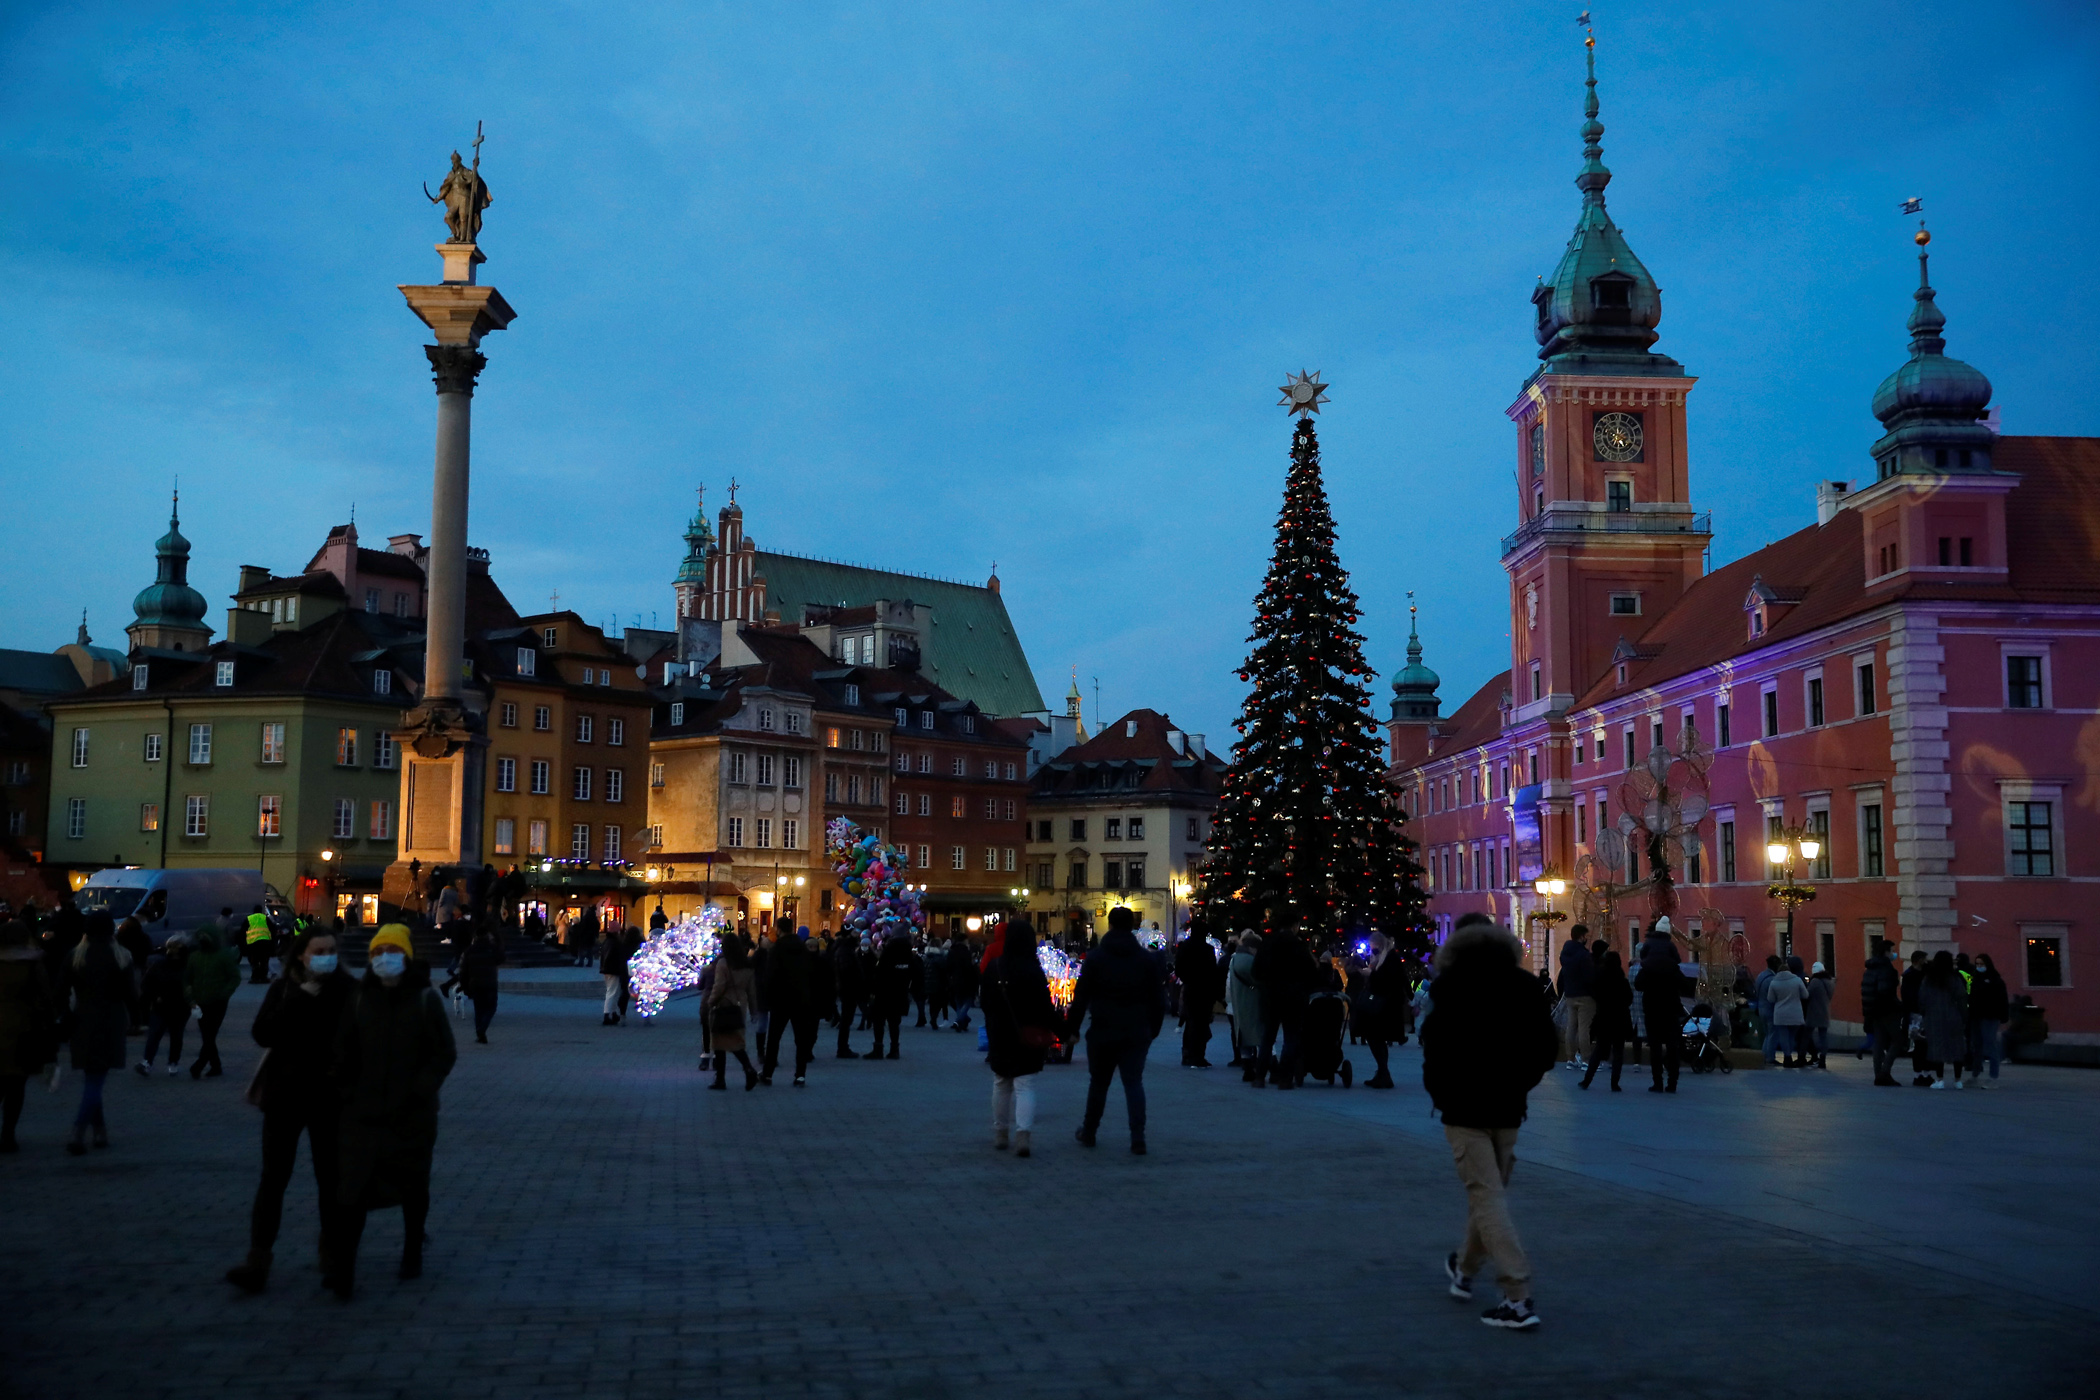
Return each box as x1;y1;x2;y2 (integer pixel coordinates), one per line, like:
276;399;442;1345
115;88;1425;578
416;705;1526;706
1037;943;1082;1010
825;816;928;943
626;905;731;1018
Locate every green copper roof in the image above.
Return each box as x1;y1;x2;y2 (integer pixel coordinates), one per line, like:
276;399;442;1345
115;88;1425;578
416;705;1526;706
1870;245;1994;465
132;496;209;628
754;552;1045;716
1531;46;1683;378
1389;615;1440;721
673;504;713;586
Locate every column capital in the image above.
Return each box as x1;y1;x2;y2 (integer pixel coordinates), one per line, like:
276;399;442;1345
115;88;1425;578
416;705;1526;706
425;344;487;396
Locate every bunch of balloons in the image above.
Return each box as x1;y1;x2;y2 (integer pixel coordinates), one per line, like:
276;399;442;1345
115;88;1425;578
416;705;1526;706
825;817;927;944
626;905;730;1019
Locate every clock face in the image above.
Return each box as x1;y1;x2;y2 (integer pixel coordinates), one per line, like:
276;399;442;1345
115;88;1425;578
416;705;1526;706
1594;412;1643;462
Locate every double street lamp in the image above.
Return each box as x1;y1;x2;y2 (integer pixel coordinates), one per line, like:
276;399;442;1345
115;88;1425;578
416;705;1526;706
1764;825;1822;958
1530;870;1568;937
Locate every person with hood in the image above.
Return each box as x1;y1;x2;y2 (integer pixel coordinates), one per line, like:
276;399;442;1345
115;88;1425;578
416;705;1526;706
1361;930;1412;1089
832;931;866;1059
225;927;356;1293
135;934;193;1077
1253;925;1319;1089
868;933;915;1060
1634;923;1690;1092
1967;953;2010;1086
1577;949;1635;1091
1556;927;1595;1071
760;919;816;1087
184;926;241;1079
458;925;504;1044
1918;950;1970;1089
0;919;57;1152
704;935;760;1091
1419;913;1556;1331
1860;938;1905;1087
1065;906;1167;1154
1803;961;1835;1068
1766;957;1809;1067
1173;928;1221;1069
65;912;137;1155
1752;954;1783;1064
946;930;980;1034
331;924;456;1296
1226;932;1264;1077
982;918;1059;1157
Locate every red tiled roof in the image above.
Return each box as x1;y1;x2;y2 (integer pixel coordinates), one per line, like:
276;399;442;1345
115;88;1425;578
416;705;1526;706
1428;672;1511;761
356;548;425;582
1033;708;1225;796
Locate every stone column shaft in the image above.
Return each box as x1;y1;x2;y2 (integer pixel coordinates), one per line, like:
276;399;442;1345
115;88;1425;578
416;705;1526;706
423;346;485;705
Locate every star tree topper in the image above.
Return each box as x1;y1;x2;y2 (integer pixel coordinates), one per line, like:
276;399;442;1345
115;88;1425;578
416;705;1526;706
1278;369;1331;417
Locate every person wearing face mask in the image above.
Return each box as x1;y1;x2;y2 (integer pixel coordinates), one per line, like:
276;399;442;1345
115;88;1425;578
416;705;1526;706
226;928;355;1293
331;924;456;1297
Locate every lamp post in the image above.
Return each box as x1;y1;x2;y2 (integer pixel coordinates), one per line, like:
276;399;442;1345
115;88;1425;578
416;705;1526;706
319;847;335;925
1764;825;1821;958
1529;870;1568;954
1170;878;1192;943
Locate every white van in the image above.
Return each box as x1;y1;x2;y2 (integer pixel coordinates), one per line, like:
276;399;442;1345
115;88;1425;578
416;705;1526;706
76;868;290;947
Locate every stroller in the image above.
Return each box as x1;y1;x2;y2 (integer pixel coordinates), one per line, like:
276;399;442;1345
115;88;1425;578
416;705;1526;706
1682;1002;1733;1074
1299;988;1354;1087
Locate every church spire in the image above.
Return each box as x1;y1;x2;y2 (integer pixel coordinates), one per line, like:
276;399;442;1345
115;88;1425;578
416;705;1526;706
1389;592;1441;722
1869;219;1994;478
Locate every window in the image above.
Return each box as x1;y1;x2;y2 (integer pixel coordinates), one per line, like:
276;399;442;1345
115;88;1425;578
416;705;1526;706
1808;809;1830;879
844;684;861;707
499;701;517;728
916;753;931;774
896;792;910;815
1006;800;1019;823
605;769;624;803
1808;677;1825;727
1004;763;1017;781
1622;729;1635;770
370;800;394;841
784;757;802;789
572;767;592;801
1762;690;1779;738
1127;859;1146;888
1856;663;1876;717
529;759;550;795
851;729;866;752
1719;820;1736;883
1606;479;1632;513
599;670;611;688
824;773;839;802
826;728;841;749
851;775;866;804
216;661;235;688
323;797;348;839
916;843;931;870
609;718;625;746
782;818;799;849
132;799;160;834
144;732;162;763
756;818;772;849
2007;802;2054;877
1686;839;1701;885
1530;663;1542;703
571;823;592;860
756;753;775;786
981;797;995;820
918;794;932;816
1103;858;1122;888
983;846;997;872
2007;656;2044;709
67;797;86;839
528;819;548;856
184;795;208;837
576;715;594;743
1861;803;1883;877
336;728;357;766
542;627;558;648
132;664;148;691
895;751;910;774
1717;703;1731;748
259;723;285;765
920;711;934;730
365;588;381;613
785;712;805;735
757;709;775;732
1105;817;1122;841
950;795;967;818
668;701;686;727
188;724;212;765
1186;816;1201;842
1070;818;1086;841
728;752;748;784
2024;932;2065;988
379;729;399;771
950;757;966;778
496;757;517;792
494;818;515;855
516;647;536;677
533;706;552;731
1609;593;1640;616
650;762;665;788
373;668;392;696
951;845;966;871
961;715;976;735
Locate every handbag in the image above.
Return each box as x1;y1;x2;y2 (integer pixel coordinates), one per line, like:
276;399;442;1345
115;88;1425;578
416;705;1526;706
993;967;1057;1048
709;1002;745;1035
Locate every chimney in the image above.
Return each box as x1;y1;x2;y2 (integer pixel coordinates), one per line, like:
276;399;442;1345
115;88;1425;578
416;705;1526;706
1125;719;1137;739
1815;481;1851;526
237;565;271;594
387;533;423;557
986;571;1000;595
1165;729;1185;756
1187;733;1205;758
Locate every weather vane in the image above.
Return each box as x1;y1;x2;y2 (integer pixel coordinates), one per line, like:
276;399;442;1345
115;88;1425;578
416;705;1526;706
1900;196;1929;246
1578;8;1594;46
1278;370;1331;417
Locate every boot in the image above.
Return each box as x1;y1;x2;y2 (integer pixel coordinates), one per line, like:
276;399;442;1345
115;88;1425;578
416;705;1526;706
225;1249;271;1294
744;1063;759;1091
1013;1130;1031;1158
994;1125;1010;1151
1578;1067;1595;1089
708;1065;727;1091
399;1243;422;1281
836;1047;860;1059
65;1124;86;1156
886;1046;900;1060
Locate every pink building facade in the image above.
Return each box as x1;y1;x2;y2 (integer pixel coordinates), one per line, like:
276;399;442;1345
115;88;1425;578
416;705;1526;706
1386;61;2100;1045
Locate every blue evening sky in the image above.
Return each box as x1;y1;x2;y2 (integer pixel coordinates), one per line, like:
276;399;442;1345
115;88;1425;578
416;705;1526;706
3;1;2095;740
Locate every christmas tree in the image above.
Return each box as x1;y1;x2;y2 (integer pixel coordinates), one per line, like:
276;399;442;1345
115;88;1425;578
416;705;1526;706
1193;374;1431;952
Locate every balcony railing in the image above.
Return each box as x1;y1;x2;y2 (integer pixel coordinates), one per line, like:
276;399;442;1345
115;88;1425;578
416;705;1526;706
1501;508;1711;557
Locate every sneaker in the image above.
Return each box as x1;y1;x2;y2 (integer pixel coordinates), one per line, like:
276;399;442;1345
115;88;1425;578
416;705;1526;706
166;1065;177;1077
1074;1126;1097;1148
1481;1298;1539;1330
1930;1078;1946;1090
1951;1079;1964;1090
1130;1139;1147;1155
1444;1252;1473;1301
134;1062;150;1078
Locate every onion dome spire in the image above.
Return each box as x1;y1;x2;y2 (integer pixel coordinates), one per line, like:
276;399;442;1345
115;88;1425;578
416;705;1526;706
1868;222;1995;479
1389;593;1441;722
131;488;209;631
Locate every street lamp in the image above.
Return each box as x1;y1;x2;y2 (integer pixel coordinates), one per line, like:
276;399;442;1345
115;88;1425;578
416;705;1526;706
1529;870;1568;936
1764;825;1822;957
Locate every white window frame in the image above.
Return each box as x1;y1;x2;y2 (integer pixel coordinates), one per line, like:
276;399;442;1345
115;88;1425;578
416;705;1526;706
726;817;744;848
331;797;353;840
131;664;148;691
605;768;624;804
1804;667;1825;728
572;766;593;802
71;728;90;768
2000;781;2063;878
370;800;393;841
1608;592;1641;617
571;822;592;860
576;714;594;744
1854;654;1878;717
783;818;799;850
66;796;86;839
184;794;208;837
2001;644;2051;710
669;702;685;726
496;757;516;792
215;660;235;688
494;817;515;855
143;732;162;763
609;717;625;746
1760;683;1780;739
1853;786;1886;878
604;825;621;861
188;724;212;765
950;845;966;871
260;722;285;765
516;647;536;677
530;759;550;795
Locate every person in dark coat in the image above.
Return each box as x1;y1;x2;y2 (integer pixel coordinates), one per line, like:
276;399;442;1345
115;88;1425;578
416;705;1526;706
982;919;1059;1157
1634;922;1689;1093
760;919;817;1086
1360;931;1412;1088
184;927;241;1078
946;932;980;1033
1173;930;1220;1068
64;913;137;1154
1859;937;1905;1086
1419;914;1556;1330
1065;907;1167;1154
1918;950;1969;1089
115;916;153;1028
458;926;503;1043
1556;928;1596;1070
1900;949;1931;1083
331;925;456;1296
1252;926;1319;1089
225;927;356;1293
0;919;58;1152
135;935;192;1076
1577;950;1635;1090
831;932;865;1058
868;933;915;1059
1967;953;2010;1085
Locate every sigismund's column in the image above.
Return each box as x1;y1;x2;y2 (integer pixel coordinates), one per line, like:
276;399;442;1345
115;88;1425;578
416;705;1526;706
383;140;515;917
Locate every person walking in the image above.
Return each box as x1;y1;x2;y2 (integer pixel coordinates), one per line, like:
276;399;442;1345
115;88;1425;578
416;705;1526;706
185;927;240;1078
1860;938;1905;1086
1767;958;1809;1068
1419;914;1557;1331
597;924;627;1027
1577;949;1634;1090
1634;923;1689;1092
868;933;914;1060
1918;950;1970;1089
64;913;137;1155
832;931;865;1059
458;926;503;1044
1174;929;1220;1069
760;919;816;1087
1803;962;1835;1068
1967;953;2009;1086
1556;927;1595;1072
1361;931;1411;1088
224;927;355;1294
135;934;193;1077
983;918;1059;1157
704;936;759;1091
1253;925;1317;1089
0;920;57;1152
332;925;456;1296
1066;907;1166;1155
242;906;274;985
1226;932;1264;1078
947;930;980;1034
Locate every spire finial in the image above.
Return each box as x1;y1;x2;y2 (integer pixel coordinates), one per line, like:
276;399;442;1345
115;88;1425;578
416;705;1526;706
1576;13;1610;202
1903;207;1946;356
1406;591;1423;662
78;608;90;647
171;479;180;526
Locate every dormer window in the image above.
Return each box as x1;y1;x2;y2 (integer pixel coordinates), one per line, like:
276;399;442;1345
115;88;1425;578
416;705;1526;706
1610;593;1640;616
1750;607;1766;638
1591;275;1632;309
516;647;536;677
373;669;391;696
215;661;235;688
542;626;558;648
962;714;976;735
669;702;685;726
843;684;861;707
132;664;149;691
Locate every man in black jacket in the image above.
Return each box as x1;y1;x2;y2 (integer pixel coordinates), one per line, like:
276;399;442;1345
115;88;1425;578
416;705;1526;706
1252;926;1318;1088
1066;907;1167;1154
1419;914;1556;1331
760;919;816;1086
1860;938;1904;1086
1634;922;1689;1093
1174;930;1220;1068
832;932;865;1058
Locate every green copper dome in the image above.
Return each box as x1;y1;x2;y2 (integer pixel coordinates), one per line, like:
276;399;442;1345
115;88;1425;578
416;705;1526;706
1390;614;1440;722
672;500;714;586
1531;46;1683;378
131;498;208;628
1869;242;1995;477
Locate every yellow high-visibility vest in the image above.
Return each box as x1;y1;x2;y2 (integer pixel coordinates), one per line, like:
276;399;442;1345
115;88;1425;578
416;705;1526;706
245;913;271;945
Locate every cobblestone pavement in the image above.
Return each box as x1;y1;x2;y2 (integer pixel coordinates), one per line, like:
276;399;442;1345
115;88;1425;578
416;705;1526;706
4;986;2094;1400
